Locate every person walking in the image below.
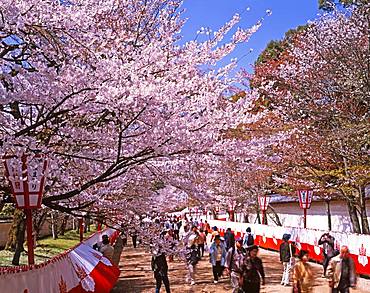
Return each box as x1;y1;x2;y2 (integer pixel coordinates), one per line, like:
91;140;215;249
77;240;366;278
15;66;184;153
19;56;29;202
327;246;357;293
151;250;171;293
173;219;180;241
319;232;337;277
224;237;245;293
243;227;254;249
209;235;227;284
164;229;175;262
130;228;138;248
181;224;191;247
293;250;314;293
204;220;211;237
241;245;265;293
185;237;199;286
279;233;296;286
210;226;219;243
198;219;205;231
224;228;235;251
197;229;206;257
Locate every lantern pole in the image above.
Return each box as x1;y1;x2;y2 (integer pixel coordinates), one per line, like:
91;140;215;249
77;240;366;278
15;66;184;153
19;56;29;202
24;209;34;265
97;209;102;231
21;154;35;265
298;189;313;229
4;153;48;265
262;195;266;225
79;218;84;242
304;191;308;228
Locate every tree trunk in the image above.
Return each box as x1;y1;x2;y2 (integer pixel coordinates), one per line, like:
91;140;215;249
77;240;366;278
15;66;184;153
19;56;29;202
5;209;25;251
256;204;261;224
12;216;26;266
59;215;69;236
243;212;250;223
84;216;90;232
211;209;217;220
359;185;370;234
51;212;58;239
341;155;362;233
267;206;282;226
75;217;80;232
347;199;361;233
325;200;332;231
33;210;48;245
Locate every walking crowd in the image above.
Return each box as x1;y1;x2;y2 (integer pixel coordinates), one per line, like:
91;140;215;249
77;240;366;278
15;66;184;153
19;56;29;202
108;214;358;293
147;215;358;293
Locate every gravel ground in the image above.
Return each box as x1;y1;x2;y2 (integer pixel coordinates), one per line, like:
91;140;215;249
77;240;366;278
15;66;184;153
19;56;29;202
112;243;370;293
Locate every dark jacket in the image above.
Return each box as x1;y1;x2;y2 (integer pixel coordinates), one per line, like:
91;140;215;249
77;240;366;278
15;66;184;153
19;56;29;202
327;255;357;288
186;245;199;265
318;234;336;258
224;230;235;250
151;253;168;275
279;241;295;262
243;233;254;247
241;256;265;285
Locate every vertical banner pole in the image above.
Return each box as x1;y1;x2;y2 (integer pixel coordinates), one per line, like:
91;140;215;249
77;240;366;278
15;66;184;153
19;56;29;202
79;218;84;242
25;209;34;265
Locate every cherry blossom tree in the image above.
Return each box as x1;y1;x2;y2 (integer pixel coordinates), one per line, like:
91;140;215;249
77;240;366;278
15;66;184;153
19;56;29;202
251;4;370;233
0;0;267;222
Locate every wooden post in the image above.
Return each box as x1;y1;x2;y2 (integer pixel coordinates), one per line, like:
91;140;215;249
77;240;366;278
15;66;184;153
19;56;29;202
79;218;84;242
326;200;332;231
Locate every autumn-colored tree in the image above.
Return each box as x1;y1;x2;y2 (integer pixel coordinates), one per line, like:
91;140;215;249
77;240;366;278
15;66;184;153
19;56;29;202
251;4;370;233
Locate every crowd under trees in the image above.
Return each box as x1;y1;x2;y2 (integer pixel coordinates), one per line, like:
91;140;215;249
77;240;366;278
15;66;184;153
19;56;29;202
0;0;368;263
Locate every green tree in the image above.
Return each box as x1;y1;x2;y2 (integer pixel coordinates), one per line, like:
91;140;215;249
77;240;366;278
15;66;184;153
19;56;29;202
255;26;307;66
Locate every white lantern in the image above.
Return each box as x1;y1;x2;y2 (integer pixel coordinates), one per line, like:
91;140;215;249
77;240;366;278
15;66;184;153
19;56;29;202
297;189;313;209
3;154;48;209
258;195;271;211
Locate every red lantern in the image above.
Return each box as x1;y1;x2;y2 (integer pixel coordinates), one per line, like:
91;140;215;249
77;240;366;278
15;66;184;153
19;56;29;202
258;195;271;225
3;153;48;265
297;189;313;228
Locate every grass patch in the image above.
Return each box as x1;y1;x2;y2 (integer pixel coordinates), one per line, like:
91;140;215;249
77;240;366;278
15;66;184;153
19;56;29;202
0;226;96;266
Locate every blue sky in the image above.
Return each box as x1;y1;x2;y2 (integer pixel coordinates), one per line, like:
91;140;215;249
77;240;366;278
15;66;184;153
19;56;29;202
180;0;320;71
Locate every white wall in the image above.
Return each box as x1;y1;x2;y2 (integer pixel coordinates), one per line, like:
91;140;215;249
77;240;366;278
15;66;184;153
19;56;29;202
242;200;370;233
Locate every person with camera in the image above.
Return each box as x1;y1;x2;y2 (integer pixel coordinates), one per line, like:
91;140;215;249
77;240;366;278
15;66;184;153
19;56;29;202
319;232;337;277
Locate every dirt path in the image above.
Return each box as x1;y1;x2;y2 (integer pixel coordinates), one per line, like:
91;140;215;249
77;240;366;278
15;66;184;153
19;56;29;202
112;243;370;293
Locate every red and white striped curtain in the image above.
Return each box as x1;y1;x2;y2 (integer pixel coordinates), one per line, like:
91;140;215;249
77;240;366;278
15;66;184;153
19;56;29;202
0;228;120;293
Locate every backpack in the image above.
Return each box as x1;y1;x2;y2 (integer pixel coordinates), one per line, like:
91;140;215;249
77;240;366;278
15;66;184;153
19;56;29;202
246;234;254;246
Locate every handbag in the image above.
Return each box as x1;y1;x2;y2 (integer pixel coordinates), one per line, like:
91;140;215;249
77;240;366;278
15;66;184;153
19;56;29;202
289;243;296;266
